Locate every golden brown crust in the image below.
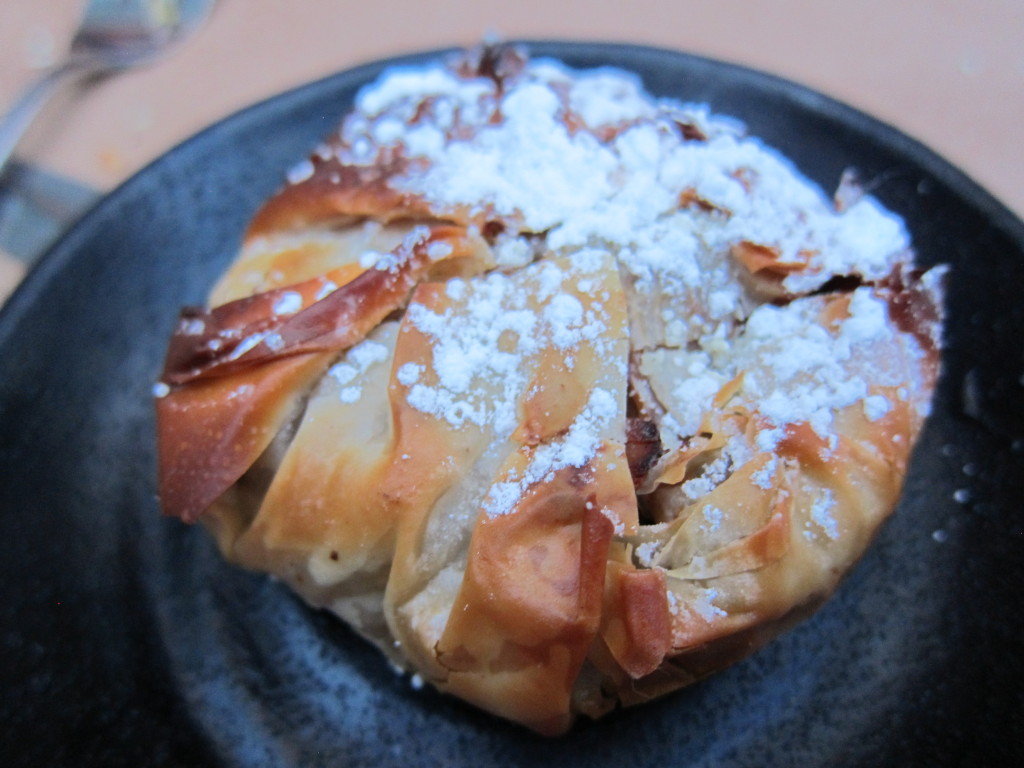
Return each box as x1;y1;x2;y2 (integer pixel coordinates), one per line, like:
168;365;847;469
245;155;435;237
157;352;330;524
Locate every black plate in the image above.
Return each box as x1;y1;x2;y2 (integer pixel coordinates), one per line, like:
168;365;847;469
2;42;1022;767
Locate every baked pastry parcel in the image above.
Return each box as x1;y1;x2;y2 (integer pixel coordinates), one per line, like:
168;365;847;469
155;45;945;734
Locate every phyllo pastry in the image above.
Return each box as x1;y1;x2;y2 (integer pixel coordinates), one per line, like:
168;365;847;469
156;45;944;735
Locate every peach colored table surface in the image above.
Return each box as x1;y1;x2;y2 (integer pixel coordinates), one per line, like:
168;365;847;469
2;0;1023;302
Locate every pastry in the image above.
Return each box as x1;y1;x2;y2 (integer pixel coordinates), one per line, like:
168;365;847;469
155;44;945;735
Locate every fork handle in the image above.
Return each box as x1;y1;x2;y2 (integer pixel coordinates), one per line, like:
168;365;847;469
0;60;98;176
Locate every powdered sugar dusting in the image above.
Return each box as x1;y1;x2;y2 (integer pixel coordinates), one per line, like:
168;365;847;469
863;394;892;421
809;488;840;540
402;271;538;432
316;48;936;526
484;387;621;518
326;338;390;404
286;158;315;185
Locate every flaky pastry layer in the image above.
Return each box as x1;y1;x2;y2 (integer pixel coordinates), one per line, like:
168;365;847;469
156;45;944;735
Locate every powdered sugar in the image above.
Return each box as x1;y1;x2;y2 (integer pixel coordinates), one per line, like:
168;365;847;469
566;67;656;128
690;587;728;621
543;294;586;349
731;288;897;439
328;49;932;522
405;84;619;231
809;488;840;540
349;53;912;310
286;158;315;185
272;291;304;316
396;362;424;386
326;338;390;404
483;387;620;518
863;394;892;421
356;64;492;117
402;272;538;432
701;505;724;533
399;251;620;446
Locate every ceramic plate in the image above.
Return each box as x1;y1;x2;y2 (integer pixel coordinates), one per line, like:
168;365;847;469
1;42;1022;766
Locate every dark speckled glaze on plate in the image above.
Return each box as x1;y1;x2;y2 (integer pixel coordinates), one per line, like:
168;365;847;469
1;42;1022;767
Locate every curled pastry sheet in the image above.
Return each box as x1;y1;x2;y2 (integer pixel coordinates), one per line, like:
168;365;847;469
156;45;944;735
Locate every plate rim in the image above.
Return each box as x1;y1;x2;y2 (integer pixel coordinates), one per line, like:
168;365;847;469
1;40;1023;766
